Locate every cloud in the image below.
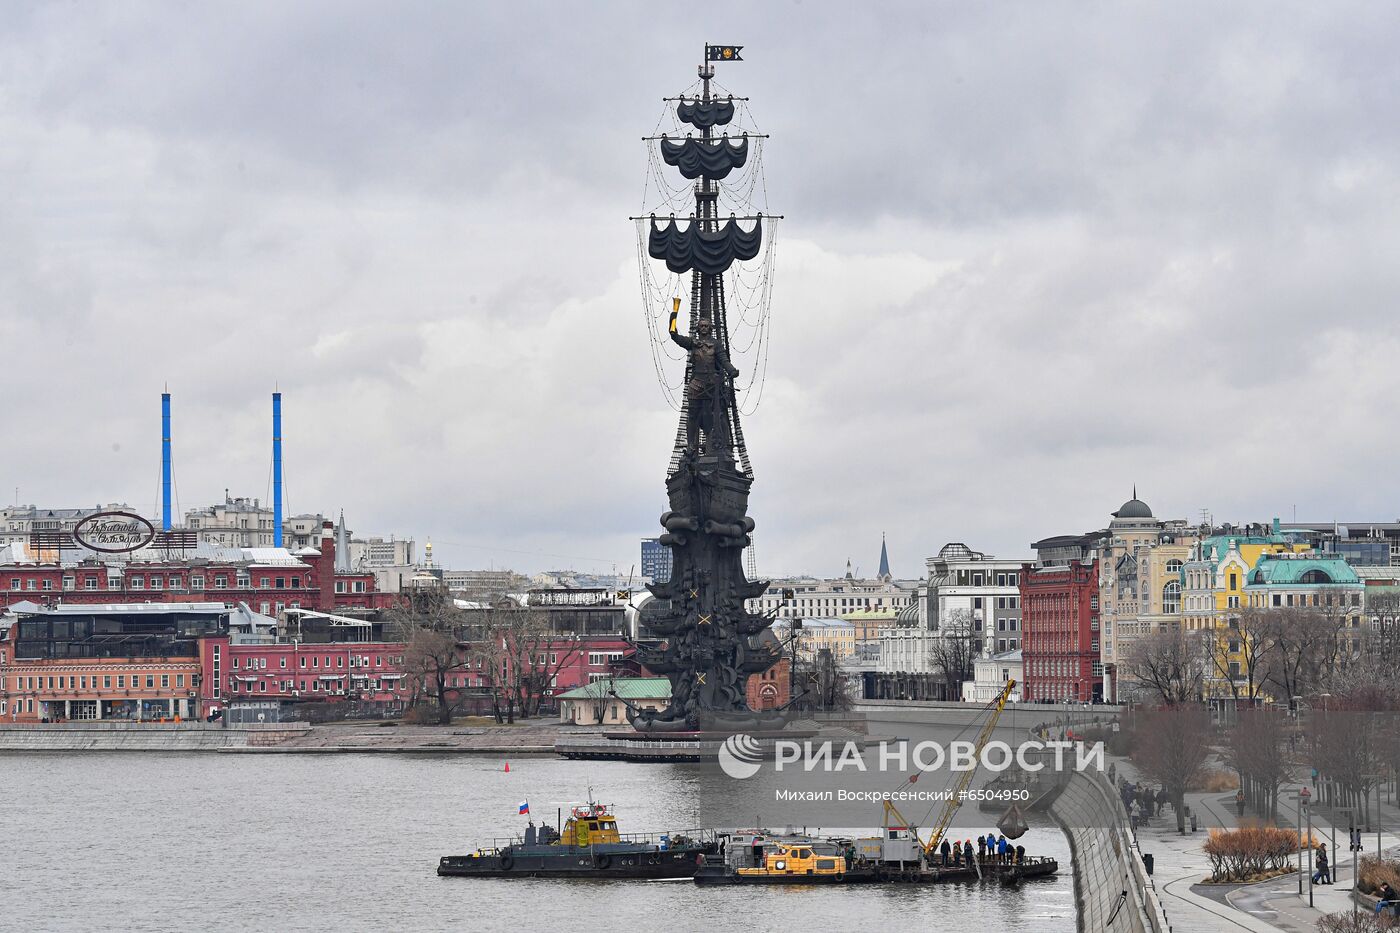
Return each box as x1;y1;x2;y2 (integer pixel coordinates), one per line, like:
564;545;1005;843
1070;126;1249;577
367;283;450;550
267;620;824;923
1;2;1399;578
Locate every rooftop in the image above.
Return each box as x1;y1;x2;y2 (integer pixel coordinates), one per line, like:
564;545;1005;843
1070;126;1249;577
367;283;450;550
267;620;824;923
555;677;670;701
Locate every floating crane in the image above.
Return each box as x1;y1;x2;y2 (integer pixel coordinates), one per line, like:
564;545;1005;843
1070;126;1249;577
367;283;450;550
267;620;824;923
882;679;1018;861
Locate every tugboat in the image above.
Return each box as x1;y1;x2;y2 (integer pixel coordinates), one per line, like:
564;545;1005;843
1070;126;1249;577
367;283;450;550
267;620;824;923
437;800;713;879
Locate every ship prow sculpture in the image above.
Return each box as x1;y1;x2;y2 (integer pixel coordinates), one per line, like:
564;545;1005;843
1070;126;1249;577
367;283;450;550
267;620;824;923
625;45;786;734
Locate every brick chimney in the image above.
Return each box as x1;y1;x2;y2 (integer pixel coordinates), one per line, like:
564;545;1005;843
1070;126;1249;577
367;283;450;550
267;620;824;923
315;519;336;611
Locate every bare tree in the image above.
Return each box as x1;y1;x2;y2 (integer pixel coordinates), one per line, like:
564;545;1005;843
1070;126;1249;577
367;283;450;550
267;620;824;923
1204;610;1274;704
929;609;979;701
1256;607;1351;706
1226;708;1293;820
495;608;584;719
1131;706;1212;833
791;646;850;713
390;586;473;725
1123;628;1206;706
1366;591;1400;662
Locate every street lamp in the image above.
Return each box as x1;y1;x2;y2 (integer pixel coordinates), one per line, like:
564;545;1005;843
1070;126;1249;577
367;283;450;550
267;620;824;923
1299;790;1310;902
1298;786;1312;897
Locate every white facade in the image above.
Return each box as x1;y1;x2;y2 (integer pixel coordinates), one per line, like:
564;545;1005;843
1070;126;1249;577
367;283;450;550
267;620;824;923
962;650;1023;704
0;504;138;547
185;498;325;550
347;536;415;569
918;543;1028;658
746;574;918;620
877;627;942;674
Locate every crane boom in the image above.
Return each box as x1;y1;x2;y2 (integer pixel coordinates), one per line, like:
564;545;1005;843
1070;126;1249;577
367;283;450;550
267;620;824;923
878;679;1018;857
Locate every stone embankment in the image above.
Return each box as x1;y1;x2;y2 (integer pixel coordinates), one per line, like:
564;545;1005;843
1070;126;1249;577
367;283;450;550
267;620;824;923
0;721;309;751
242;722;569;754
1048;766;1169;933
0;720;587;753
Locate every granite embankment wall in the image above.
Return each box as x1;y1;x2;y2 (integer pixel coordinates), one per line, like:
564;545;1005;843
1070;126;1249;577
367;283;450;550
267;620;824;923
0;722;309;751
1049;767;1168;933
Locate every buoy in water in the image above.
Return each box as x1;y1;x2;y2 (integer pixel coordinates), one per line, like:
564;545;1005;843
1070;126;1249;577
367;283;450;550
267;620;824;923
504;762;510;772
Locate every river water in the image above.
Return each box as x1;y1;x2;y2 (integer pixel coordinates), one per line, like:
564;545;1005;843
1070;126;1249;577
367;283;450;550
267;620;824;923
2;746;1077;933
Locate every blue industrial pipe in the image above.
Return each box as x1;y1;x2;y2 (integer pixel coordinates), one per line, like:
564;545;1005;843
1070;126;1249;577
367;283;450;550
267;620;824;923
161;392;172;532
273;392;283;547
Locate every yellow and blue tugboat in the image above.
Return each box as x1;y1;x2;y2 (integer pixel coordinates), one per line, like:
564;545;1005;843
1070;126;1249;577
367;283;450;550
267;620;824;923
438;801;714;879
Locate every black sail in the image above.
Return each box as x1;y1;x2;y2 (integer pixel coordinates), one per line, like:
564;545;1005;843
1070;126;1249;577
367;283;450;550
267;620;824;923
677;97;735;129
659;135;749;179
648;215;763;275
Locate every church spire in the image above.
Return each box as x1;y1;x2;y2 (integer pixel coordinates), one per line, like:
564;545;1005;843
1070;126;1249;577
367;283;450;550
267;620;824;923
334;510;350;573
878;533;891;581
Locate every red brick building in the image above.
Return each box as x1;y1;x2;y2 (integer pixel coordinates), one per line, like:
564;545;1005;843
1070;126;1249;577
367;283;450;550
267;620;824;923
746;656;790;710
0;520;393;614
1020;533;1103;703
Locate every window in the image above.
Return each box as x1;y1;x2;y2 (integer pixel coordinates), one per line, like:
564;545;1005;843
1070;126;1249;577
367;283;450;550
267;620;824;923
103;676;111;689
259;577;271;588
192;576;205;590
84;577;98;590
335;581;346;593
41;579;53;591
150;576;163;590
8;578;17;590
146;675;154;688
280;657;287;669
275;577;285;588
177;674;185;687
1162;582;1181;614
215;576;228;589
130;577;144;589
62;576;74;591
161;675;169;688
300;656;307;668
353;581;365;593
118;675;126;688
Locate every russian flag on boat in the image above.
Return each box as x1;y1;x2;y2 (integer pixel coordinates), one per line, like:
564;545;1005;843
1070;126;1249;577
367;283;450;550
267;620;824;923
518;801;530;815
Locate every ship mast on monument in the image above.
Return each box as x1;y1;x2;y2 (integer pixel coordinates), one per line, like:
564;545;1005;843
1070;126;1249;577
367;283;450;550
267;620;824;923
626;44;784;732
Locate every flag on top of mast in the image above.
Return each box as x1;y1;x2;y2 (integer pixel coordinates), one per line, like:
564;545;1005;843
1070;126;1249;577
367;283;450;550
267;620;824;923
706;45;743;62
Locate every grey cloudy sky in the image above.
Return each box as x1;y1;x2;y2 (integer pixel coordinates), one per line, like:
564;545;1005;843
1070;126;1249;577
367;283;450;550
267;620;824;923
3;2;1399;578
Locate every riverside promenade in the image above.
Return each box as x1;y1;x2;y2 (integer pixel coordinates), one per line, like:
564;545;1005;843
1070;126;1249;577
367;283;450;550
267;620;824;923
0;719;585;753
1115;755;1400;932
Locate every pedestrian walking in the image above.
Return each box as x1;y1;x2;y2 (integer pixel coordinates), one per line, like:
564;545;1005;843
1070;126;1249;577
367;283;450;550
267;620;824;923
1312;843;1330;885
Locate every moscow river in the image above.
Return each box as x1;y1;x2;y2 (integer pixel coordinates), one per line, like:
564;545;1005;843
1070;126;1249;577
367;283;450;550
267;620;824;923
4;750;1076;932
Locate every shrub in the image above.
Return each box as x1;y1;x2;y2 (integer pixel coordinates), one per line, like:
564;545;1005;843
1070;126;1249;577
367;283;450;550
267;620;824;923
1202;826;1304;883
1194;768;1241;793
1358;857;1400;896
1317;909;1398;932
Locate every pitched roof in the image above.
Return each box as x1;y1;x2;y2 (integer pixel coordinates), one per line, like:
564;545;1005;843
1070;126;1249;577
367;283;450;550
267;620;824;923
1247;555;1360;586
555;677;671;701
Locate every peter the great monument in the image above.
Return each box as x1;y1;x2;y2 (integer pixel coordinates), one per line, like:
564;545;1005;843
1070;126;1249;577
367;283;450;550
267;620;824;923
619;45;787;735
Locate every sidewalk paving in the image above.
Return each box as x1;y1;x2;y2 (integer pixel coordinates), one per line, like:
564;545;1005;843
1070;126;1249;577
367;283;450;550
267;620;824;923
1111;756;1400;932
